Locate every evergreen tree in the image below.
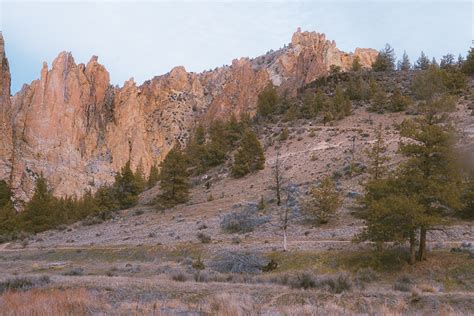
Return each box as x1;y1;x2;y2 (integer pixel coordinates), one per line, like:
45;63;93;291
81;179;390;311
147;163;160;188
397;51;411;71
357;176;425;264
414;51;430;70
399;114;463;260
232;129;265;178
157;145;190;208
134;161;146;193
305;176;342;224
411;65;447;100
372;44;396;72
226;113;245;147
114;161;141;209
332;85;351;118
0;202;18;236
369;88;388;113
440;53;455;69
460;172;474;219
461;48;474;75
366;125;390;180
20;176;58;233
186;124;209;174
257;84;279;117
207;120;229;167
389;88;412;112
351;56;362;71
94;186;118;213
0;181;17;236
0;180;11;209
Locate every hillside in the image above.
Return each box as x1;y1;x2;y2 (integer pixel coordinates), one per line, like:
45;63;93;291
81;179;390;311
0;66;473;313
0;29;377;203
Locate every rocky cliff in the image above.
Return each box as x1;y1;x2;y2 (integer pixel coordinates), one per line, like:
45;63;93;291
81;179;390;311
0;29;377;203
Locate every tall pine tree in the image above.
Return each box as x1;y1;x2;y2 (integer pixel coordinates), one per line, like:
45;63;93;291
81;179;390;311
156;145;190;209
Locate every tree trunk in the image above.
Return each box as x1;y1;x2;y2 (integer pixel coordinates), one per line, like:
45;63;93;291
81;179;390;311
283;229;287;252
418;227;427;261
409;229;416;265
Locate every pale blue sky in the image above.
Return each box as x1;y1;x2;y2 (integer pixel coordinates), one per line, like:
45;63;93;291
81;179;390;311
1;1;472;93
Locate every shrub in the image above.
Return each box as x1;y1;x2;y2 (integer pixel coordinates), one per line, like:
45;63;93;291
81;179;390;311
291;272;316;289
63;267;84;276
210;251;268;274
393;275;414;292
316;273;353;293
0;276;50;293
197;232;211;244
171;272;188;282
220;204;270;234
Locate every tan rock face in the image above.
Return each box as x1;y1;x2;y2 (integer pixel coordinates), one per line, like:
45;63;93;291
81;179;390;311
0;30;378;203
0;32;13;182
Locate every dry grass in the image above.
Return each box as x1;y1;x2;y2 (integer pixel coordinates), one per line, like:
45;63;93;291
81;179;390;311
0;288;102;315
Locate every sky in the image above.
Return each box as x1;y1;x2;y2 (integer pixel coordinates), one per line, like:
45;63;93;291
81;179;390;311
1;0;473;94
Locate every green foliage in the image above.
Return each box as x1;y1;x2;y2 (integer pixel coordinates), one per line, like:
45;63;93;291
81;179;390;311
346;76;370;101
332;85;352;118
351;56;362;72
0;180;11;208
389;88;412;112
460;173;474;219
440;53;455;69
329;65;342;75
461;48;474;74
279;127;289;141
372;44;396;72
305;176;342;224
257;84;279;117
366;125;390;180
411;65;466;100
360;113;463;262
156;145;190;208
232;129;265;178
397;51;411;71
20;176;58;233
113;161;141;209
414;51;430;70
369;89;388;113
147;163;159;188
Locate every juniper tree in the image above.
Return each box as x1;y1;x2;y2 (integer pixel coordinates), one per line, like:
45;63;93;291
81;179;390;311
351;56;362;71
20;176;58;233
389;88;412;112
397;51;411;71
357;176;425;264
207;120;229;167
0;181;17;235
332;85;351;118
147;163;160;188
440;53;455;69
366;125;390;180
461;48;474;74
134;161;146;193
414;51;430;70
114;160;141;209
398;114;463;261
257;84;279;118
372;44;396;72
232;129;265;178
157;145;190;208
305;176;342;224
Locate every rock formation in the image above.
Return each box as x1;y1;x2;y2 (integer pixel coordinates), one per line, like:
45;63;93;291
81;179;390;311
0;32;13;183
0;29;378;203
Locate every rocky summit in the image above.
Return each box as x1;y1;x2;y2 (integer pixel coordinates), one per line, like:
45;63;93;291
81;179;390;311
0;29;377;203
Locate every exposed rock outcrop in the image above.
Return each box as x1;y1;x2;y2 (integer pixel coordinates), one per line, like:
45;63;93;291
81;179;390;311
1;29;378;203
0;32;13;182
